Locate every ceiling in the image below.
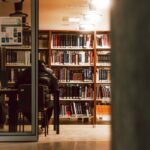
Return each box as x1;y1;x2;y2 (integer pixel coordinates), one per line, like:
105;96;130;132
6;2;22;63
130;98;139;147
39;0;111;30
0;0;111;30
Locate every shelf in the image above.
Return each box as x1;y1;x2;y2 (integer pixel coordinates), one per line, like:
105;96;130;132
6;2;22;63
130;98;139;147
51;47;94;50
38;47;49;50
96;98;111;104
59;114;93;119
51;63;94;67
60;98;94;101
96;63;111;67
96;81;111;84
59;80;93;84
96;46;111;50
6;64;31;67
96;115;111;121
4;46;31;50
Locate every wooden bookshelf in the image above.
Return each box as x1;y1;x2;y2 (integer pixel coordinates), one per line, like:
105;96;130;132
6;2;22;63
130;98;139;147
0;29;111;124
1;30;50;85
95;31;111;122
50;30;95;123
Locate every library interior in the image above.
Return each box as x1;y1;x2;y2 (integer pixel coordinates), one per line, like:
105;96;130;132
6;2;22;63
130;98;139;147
0;0;122;149
1;1;150;150
0;0;110;147
0;0;112;140
1;0;111;141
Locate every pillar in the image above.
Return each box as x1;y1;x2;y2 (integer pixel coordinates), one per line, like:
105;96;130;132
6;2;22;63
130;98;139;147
111;0;150;150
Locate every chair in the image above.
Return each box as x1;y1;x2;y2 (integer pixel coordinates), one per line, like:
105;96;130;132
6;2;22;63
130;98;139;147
18;84;49;136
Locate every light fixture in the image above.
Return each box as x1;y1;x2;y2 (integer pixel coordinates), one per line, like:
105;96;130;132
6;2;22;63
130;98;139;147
83;11;99;21
89;0;97;11
68;17;80;23
90;0;111;10
79;23;94;31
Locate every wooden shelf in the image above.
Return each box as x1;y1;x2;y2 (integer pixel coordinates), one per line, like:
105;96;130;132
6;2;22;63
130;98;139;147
1;30;111;125
51;63;94;67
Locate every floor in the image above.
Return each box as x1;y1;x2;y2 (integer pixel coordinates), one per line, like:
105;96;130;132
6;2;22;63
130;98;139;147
0;125;111;150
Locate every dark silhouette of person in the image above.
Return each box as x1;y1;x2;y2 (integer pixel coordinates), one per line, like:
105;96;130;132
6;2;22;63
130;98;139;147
15;60;59;130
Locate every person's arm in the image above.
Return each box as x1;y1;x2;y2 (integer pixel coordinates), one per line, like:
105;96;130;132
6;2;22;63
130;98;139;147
46;68;59;92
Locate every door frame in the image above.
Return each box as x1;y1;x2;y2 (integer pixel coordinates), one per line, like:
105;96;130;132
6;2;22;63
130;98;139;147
0;0;39;142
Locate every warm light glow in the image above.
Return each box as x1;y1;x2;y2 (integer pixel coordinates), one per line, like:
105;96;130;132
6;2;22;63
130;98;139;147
90;0;111;9
83;11;100;21
68;17;80;23
79;23;94;31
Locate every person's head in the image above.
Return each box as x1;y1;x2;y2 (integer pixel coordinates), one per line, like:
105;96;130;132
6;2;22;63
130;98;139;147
38;60;46;71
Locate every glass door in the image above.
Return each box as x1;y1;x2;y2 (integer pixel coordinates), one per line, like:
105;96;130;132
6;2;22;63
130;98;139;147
0;0;38;141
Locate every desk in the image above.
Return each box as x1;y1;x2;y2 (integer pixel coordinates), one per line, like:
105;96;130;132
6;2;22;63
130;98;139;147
0;88;18;132
0;88;59;134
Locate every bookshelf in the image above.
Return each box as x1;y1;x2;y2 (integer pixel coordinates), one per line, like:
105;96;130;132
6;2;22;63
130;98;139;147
38;30;50;65
95;31;111;122
0;30;50;86
0;29;111;124
50;30;95;123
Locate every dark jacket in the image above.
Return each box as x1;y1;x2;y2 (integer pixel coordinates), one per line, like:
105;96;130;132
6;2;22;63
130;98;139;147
15;67;59;93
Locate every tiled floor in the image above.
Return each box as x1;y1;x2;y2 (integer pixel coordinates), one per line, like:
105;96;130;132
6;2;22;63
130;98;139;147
39;125;111;142
0;125;111;150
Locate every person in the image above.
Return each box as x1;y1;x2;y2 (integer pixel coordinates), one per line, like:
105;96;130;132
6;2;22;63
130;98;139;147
15;60;59;132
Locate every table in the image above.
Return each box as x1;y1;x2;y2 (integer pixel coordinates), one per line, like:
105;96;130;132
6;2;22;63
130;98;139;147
0;88;59;134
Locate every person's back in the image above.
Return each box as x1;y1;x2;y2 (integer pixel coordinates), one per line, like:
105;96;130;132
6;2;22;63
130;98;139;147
38;60;58;92
15;60;59;132
15;61;58;91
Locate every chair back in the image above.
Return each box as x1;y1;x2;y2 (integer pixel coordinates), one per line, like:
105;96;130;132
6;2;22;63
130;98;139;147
18;84;49;113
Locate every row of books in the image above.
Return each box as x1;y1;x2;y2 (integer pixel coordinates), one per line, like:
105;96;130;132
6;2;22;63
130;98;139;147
96;68;111;81
53;67;93;81
6;51;31;65
60;102;93;117
51;51;94;65
22;31;49;47
52;33;93;48
5;50;47;66
39;39;49;49
23;31;31;46
59;84;94;99
96;33;111;48
38;32;49;39
96;85;111;99
97;54;111;63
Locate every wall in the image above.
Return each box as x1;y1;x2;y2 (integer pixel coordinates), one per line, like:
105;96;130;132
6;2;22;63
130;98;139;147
0;0;110;31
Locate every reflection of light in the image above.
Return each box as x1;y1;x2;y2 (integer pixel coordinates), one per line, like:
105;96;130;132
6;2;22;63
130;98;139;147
79;23;94;31
90;0;111;9
83;11;99;21
68;17;80;23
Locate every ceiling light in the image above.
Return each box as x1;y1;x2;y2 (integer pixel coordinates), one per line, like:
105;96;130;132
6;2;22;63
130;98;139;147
68;17;80;23
83;11;99;20
90;0;111;9
79;23;94;31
